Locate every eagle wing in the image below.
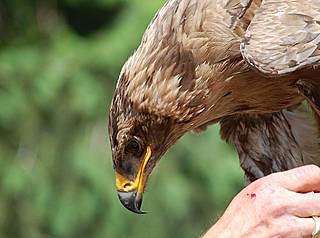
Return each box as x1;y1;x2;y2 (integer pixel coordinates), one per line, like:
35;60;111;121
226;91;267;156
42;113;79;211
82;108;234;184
240;0;320;75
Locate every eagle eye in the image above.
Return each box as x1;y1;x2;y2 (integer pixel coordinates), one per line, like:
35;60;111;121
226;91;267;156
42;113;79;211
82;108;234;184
124;139;142;157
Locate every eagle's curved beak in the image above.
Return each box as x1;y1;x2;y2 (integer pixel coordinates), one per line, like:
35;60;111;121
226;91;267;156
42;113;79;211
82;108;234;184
116;146;152;214
117;190;145;214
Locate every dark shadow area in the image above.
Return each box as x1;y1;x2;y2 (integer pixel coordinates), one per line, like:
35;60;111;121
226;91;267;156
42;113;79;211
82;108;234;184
57;3;124;36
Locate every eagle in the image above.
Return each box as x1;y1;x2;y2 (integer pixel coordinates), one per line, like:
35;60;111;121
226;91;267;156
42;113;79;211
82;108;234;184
108;0;320;214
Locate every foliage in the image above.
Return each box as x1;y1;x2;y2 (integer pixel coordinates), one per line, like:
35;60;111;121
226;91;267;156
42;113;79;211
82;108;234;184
0;0;244;237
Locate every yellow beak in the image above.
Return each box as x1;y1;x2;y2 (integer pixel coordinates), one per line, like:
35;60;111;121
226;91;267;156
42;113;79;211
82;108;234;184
116;146;152;194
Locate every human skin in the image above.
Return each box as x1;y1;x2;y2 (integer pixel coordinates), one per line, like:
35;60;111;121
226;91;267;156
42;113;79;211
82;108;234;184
203;165;320;238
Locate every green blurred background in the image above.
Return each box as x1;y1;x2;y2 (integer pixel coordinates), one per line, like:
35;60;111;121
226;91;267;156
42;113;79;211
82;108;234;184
0;0;245;237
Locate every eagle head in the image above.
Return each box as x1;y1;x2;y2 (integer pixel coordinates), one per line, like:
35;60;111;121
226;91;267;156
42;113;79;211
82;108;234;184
108;56;193;213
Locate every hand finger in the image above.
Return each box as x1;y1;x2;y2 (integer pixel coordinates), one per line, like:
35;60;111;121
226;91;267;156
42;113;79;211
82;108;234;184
292;217;315;238
268;165;320;193
271;216;315;237
287;192;320;218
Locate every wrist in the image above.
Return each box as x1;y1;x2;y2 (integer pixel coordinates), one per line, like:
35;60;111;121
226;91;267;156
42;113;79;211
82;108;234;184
201;215;232;238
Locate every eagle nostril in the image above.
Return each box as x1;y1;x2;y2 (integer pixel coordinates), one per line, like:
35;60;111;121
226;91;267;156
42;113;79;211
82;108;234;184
123;182;134;191
124;183;131;188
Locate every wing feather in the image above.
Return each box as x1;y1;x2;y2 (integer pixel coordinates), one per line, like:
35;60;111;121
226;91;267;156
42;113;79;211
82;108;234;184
221;0;253;29
241;0;320;74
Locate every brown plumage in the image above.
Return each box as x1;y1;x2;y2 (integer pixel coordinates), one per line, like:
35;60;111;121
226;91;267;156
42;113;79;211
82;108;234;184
108;0;320;214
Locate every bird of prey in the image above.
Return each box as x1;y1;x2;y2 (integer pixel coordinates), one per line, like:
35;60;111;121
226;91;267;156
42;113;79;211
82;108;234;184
108;0;320;214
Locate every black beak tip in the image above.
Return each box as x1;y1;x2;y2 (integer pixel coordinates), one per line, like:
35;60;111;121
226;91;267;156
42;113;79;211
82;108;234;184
117;190;148;214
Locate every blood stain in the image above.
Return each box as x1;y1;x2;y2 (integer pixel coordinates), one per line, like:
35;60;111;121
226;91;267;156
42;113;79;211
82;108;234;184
250;193;256;199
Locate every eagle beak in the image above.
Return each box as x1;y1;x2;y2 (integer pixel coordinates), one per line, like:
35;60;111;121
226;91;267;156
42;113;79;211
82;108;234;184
116;146;152;214
117;190;145;214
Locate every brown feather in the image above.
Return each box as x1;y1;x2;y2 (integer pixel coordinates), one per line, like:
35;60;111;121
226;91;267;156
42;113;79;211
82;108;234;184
241;0;320;74
220;104;320;183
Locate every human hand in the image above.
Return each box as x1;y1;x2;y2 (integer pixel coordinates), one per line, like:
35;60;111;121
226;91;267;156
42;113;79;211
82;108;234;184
203;165;320;238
